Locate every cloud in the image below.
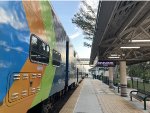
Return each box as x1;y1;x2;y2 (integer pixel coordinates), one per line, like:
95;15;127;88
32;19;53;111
0;7;28;30
17;34;30;44
0;40;27;53
15;47;23;52
69;31;82;39
0;61;11;68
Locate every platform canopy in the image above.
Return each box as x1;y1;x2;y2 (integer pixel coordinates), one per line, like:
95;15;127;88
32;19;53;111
90;1;150;65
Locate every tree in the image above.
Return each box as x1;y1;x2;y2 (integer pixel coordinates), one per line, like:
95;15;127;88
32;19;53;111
128;62;150;79
72;1;97;43
128;64;143;78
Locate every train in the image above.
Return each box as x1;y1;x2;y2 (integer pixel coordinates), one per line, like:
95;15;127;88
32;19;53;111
0;1;84;113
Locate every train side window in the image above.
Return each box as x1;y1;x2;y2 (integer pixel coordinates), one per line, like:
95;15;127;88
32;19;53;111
30;34;50;65
52;49;61;66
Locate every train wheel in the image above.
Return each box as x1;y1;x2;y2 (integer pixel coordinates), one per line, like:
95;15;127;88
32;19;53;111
42;99;53;113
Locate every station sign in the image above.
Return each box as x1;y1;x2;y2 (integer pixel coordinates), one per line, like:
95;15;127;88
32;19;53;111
96;61;116;67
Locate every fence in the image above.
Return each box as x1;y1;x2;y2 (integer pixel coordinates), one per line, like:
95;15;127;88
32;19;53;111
128;78;150;92
102;76;109;85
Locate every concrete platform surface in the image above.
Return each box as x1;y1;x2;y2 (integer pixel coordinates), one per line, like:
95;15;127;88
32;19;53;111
74;79;103;113
60;78;150;113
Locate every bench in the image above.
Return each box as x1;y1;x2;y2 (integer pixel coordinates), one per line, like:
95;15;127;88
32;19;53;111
130;89;150;110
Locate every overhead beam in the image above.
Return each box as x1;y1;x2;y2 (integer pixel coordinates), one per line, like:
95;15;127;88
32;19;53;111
98;58;150;62
90;1;150;65
116;2;136;13
139;26;150;39
134;8;150;27
109;24;150;55
133;51;138;58
125;49;133;58
119;27;136;38
102;37;116;44
105;24;150;56
90;1;117;65
100;43;150;47
103;2;148;56
118;2;149;34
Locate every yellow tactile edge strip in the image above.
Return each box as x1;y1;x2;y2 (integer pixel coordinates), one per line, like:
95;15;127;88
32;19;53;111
59;80;84;113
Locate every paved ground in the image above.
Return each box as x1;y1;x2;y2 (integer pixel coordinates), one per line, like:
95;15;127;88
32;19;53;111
74;79;103;113
92;79;144;113
60;78;150;113
59;81;83;113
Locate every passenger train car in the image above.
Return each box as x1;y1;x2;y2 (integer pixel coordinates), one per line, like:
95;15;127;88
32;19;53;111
0;1;83;113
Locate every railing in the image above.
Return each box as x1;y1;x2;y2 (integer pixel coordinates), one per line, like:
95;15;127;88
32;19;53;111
113;77;150;92
101;76;109;85
128;78;150;92
92;74;101;80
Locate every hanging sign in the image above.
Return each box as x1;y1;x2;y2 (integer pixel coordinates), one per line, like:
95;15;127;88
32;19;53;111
96;61;115;67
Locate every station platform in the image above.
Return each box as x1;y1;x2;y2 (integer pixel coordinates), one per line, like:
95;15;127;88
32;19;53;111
59;78;150;113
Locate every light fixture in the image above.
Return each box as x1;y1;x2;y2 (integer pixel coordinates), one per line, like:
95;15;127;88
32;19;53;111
108;56;120;59
130;40;150;42
120;46;140;49
110;54;121;57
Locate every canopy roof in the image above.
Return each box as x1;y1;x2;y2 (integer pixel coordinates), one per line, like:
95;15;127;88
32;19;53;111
90;1;150;65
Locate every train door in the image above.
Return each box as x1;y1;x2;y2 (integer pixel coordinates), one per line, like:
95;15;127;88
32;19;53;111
65;41;69;90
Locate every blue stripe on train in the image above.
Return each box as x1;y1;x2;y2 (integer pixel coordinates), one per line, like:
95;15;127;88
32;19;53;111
0;1;30;102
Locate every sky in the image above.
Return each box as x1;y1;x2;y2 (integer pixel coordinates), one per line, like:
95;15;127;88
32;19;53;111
51;1;92;58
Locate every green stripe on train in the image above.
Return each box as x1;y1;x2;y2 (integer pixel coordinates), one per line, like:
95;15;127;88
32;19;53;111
31;1;56;107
